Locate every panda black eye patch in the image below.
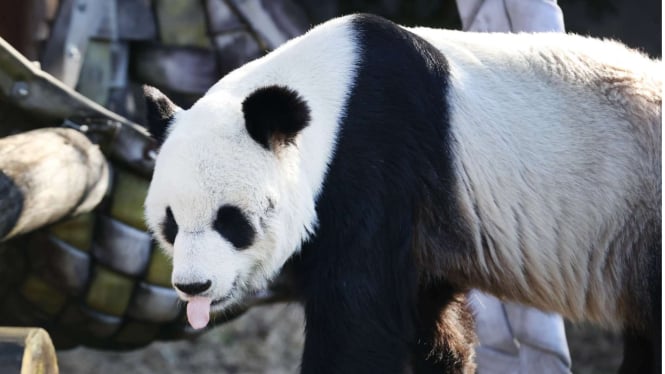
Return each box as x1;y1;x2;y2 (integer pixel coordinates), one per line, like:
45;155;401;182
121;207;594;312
162;207;178;245
213;205;255;249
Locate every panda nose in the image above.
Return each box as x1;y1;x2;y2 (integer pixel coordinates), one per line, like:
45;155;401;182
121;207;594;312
174;280;212;296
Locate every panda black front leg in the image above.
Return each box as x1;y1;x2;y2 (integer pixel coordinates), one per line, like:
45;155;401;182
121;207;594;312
298;217;420;373
300;274;416;373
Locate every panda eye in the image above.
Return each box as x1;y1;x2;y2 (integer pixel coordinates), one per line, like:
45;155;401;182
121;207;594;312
162;207;179;245
213;205;255;250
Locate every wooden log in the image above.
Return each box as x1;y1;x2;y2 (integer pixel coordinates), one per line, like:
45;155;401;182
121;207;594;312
0;327;59;374
0;128;109;241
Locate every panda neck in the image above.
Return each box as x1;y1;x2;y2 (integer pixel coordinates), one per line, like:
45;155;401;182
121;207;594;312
281;18;360;200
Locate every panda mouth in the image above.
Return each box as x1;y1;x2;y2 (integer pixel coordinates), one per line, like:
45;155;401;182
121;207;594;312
211;294;231;306
210;278;239;307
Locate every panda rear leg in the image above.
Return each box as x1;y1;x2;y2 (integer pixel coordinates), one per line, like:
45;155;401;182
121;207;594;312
619;329;659;374
620;247;661;374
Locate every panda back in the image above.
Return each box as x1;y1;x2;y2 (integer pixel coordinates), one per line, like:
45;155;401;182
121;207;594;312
408;27;661;326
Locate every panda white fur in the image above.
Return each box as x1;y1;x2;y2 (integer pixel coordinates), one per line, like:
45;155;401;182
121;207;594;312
144;14;661;374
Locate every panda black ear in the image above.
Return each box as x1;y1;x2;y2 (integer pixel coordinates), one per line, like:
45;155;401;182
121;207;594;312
143;85;180;145
242;85;311;150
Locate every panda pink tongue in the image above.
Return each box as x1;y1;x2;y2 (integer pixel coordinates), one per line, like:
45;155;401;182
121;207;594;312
186;297;212;329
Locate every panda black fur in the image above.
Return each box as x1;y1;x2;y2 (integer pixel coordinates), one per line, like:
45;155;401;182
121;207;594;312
144;14;662;374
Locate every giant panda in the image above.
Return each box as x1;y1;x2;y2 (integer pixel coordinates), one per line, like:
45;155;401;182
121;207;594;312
144;14;662;374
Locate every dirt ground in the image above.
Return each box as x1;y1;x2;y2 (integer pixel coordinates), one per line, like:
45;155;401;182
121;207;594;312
57;303;623;374
58;303;306;374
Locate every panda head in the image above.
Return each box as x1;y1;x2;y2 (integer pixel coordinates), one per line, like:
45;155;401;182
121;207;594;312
144;85;312;327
